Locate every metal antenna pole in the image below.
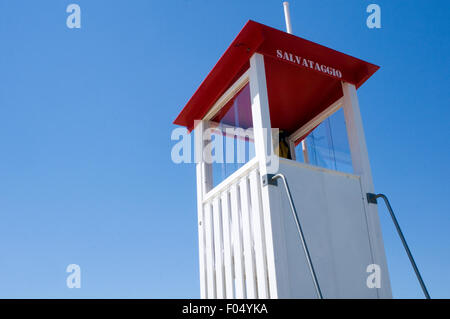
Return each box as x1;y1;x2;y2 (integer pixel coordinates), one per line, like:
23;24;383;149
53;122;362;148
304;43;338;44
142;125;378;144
283;2;293;34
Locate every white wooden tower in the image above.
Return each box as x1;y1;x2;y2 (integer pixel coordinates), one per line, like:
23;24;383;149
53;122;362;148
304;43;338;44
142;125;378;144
174;17;392;299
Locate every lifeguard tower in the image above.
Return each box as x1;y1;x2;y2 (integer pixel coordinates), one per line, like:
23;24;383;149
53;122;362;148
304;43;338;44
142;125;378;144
174;19;393;299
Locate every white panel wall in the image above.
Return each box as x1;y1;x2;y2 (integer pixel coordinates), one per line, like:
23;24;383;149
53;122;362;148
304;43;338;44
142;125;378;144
268;159;382;298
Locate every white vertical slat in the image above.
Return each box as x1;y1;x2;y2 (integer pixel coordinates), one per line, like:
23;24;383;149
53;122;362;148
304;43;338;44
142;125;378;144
212;197;225;298
239;177;257;298
249;169;270;298
196;193;207;298
204;203;216;298
230;183;246;298
220;191;235;298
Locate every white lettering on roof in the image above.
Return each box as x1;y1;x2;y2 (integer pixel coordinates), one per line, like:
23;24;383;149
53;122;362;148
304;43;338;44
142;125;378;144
276;49;343;79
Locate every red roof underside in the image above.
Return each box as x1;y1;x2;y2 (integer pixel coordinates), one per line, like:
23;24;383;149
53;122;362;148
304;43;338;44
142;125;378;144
174;20;379;133
264;56;343;134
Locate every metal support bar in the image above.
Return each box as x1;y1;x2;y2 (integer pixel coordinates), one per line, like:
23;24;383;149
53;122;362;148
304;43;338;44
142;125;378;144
367;193;431;299
264;173;323;299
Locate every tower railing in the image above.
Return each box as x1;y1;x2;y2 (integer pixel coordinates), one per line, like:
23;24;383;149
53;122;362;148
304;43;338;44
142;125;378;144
200;158;271;298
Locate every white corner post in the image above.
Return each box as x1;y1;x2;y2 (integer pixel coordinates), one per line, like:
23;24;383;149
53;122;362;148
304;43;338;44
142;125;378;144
341;82;393;298
249;53;290;298
194;120;213;298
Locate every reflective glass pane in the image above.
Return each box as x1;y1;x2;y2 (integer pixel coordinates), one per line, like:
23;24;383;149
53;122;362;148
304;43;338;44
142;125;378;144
209;83;255;187
295;108;353;174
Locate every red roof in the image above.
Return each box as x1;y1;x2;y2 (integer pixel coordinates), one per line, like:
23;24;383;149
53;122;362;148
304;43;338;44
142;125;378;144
174;20;379;133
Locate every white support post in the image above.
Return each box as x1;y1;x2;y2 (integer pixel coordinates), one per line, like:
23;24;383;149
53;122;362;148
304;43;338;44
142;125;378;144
249;53;290;298
194;120;213;298
249;54;274;178
195;120;213;197
341;82;393;298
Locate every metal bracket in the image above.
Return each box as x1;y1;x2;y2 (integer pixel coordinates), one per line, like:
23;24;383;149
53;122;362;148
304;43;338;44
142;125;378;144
262;174;277;186
367;193;378;204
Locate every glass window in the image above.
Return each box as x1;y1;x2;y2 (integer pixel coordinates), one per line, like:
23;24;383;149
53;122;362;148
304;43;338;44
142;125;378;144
294;108;353;174
208;83;255;187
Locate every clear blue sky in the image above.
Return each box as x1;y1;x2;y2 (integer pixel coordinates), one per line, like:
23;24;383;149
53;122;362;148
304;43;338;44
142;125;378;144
0;0;448;298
